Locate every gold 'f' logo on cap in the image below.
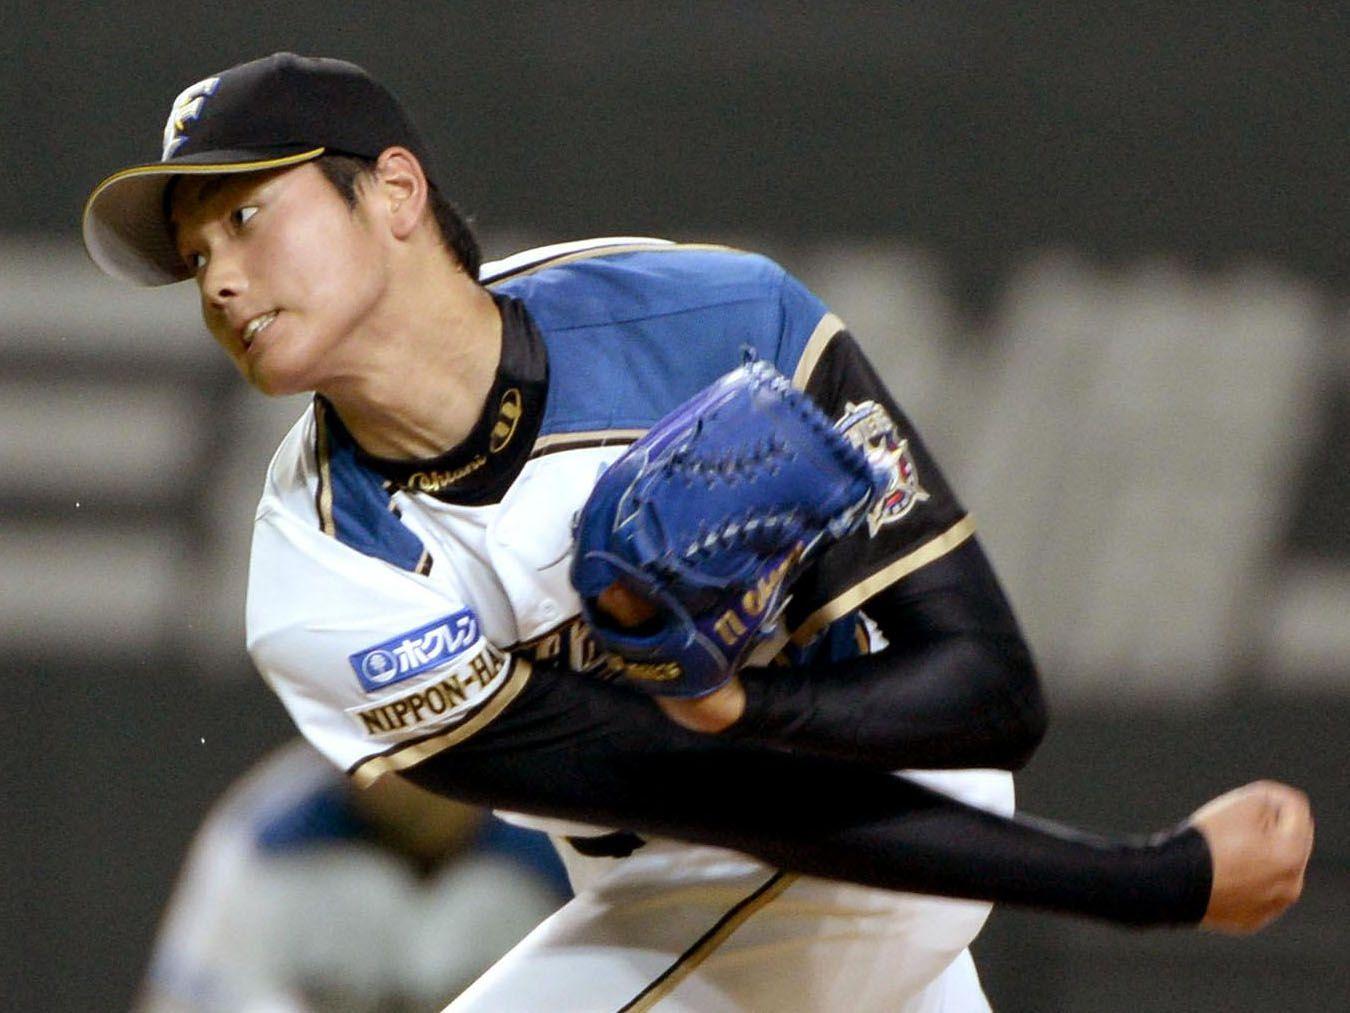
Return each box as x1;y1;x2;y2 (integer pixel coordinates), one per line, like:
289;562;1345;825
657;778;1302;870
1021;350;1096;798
162;76;221;160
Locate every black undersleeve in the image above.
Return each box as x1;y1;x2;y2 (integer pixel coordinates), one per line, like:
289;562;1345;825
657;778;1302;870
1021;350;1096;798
404;664;1211;927
402;523;1208;926
732;538;1047;770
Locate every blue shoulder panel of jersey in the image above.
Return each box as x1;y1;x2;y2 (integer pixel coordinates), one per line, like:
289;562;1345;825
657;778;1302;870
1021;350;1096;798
314;398;429;573
492;244;832;434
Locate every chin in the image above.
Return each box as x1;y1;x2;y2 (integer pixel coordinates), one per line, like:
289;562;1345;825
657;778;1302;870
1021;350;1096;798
243;330;337;395
243;355;317;398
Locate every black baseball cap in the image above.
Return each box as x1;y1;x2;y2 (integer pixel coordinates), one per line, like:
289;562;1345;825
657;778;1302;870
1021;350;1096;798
83;52;436;286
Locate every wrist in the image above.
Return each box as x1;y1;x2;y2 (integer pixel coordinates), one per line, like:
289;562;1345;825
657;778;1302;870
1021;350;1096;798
655;677;747;733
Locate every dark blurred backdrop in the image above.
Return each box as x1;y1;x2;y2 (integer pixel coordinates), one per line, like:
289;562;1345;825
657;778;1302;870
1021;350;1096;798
4;4;1346;1010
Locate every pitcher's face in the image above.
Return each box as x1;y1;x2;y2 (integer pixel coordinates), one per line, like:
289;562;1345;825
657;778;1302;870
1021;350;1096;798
170;163;388;395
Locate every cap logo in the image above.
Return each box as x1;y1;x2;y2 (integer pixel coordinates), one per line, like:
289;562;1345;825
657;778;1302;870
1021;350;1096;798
162;76;221;160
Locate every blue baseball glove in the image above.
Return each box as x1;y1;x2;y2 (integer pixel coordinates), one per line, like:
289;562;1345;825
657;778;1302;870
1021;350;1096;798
570;358;888;697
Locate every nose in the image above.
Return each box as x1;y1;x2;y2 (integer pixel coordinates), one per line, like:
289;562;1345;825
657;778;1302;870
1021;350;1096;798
201;248;247;308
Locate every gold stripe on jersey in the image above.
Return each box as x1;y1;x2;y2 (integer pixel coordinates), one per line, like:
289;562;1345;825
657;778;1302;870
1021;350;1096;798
789;514;977;647
314;399;337;537
528;428;646;459
347;656;533;787
618;872;799;1012
790;311;846;390
485;242;740;286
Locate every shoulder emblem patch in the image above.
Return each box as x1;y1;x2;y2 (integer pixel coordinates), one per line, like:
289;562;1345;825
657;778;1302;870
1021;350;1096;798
835;400;930;535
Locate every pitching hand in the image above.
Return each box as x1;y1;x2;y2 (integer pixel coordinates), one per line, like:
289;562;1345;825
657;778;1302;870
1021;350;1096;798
1188;780;1313;934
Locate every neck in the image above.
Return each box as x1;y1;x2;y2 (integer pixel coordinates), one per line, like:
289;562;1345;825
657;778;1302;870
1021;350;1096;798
320;260;502;460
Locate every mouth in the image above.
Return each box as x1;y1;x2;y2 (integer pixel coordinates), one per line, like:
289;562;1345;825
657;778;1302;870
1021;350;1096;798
241;310;279;347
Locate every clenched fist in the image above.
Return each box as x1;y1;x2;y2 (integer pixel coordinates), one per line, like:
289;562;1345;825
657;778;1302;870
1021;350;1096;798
1188;780;1314;934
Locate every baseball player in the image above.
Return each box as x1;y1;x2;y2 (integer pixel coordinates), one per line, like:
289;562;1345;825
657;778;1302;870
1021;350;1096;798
135;739;568;1011
84;53;1312;1012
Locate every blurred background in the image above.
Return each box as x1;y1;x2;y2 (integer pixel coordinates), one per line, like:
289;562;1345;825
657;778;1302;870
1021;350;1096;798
4;3;1345;1010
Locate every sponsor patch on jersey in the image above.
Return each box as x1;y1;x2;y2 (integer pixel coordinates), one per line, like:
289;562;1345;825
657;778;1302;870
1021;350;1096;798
349;609;481;692
347;643;509;737
835;400;930;535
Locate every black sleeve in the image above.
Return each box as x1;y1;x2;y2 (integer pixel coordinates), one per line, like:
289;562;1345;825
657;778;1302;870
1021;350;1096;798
723;329;1045;770
730;537;1046;770
402;665;1210;927
782;328;971;630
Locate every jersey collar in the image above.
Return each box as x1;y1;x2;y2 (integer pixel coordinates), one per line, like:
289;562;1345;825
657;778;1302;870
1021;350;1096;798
320;293;548;507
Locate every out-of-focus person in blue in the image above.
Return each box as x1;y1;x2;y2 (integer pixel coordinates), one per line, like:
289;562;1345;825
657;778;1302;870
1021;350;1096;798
134;738;569;1012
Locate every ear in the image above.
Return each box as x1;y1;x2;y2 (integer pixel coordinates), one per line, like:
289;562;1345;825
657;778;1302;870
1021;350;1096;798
371;147;429;241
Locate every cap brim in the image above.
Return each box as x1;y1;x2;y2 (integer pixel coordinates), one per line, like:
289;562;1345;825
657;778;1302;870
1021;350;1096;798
82;146;327;286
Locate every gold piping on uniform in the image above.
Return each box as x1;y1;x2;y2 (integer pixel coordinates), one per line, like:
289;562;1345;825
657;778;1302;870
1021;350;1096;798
314;400;337;537
789;514;977;646
618;872;799;1012
348;656;533;787
527;428;647;459
790;312;846;391
486;242;740;286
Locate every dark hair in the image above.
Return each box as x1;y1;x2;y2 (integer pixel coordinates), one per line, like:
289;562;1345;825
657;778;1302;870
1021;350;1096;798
316;153;481;280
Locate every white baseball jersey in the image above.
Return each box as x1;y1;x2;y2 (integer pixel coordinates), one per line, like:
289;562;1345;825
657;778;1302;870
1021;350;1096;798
245;239;1014;1010
248;238;975;785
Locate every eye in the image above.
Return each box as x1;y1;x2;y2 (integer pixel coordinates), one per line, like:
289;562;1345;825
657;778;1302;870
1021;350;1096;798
232;205;259;228
183;251;206;274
